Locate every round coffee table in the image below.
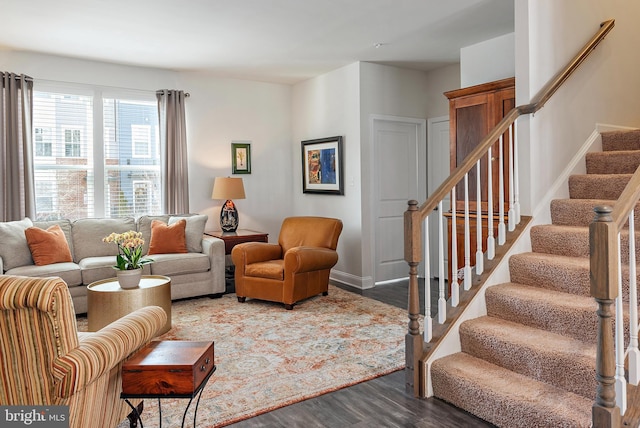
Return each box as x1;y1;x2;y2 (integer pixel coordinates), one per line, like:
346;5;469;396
87;275;172;335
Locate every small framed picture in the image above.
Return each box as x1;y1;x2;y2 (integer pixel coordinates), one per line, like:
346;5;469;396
231;142;251;174
301;136;344;195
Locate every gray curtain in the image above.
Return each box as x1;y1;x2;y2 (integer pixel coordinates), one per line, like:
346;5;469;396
1;72;35;222
157;89;189;214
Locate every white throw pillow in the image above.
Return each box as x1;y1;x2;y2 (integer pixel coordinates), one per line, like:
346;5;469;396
168;214;207;253
0;218;34;271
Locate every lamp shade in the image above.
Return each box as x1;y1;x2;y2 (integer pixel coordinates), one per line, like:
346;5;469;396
211;177;246;200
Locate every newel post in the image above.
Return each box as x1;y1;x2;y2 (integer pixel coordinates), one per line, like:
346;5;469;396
404;200;422;396
590;206;621;428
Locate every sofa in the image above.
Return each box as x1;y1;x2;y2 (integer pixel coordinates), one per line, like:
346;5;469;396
0;214;226;314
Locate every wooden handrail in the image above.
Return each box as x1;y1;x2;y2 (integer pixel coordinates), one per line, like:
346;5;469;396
416;19;615;222
404;18;616;400
612;164;640;228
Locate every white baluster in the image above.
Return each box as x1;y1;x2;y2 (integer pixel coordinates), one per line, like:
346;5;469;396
423;216;432;342
487;146;495;260
475;160;483;275
513;119;521;224
450;187;459;307
438;201;447;324
508;123;516;232
628;211;639;384
615;233;627;414
463;174;472;290
498;135;506;245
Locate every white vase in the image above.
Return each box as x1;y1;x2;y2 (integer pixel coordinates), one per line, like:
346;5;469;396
116;268;142;289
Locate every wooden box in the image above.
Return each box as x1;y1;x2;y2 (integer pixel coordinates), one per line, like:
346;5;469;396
122;341;215;397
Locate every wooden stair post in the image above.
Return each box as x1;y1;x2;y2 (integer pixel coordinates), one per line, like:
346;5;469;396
590;205;621;428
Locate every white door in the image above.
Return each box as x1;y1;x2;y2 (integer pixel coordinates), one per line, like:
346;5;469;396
372;116;425;284
427;116;450;279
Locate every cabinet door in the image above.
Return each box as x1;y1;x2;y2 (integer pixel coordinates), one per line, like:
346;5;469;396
449;92;494;213
490;86;515;214
449;85;515;214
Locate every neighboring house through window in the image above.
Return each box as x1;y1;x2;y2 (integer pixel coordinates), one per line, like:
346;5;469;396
32;84;161;221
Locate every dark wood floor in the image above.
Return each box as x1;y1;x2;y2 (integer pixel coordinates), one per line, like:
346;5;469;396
226;281;494;428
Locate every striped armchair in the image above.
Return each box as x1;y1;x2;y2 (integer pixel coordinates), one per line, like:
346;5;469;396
0;275;167;428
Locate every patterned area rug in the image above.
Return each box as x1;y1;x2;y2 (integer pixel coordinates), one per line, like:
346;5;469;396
76;285;406;427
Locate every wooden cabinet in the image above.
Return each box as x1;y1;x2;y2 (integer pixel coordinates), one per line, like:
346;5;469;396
444;77;515;281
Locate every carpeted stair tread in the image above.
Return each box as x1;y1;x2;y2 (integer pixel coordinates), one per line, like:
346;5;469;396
550;198;640;228
509;252;638;300
568;174;631;200
460;316;596;398
431;352;592;428
586;150;640;174
509;253;590;296
486;283;597;344
530;224;639;263
601;129;640;151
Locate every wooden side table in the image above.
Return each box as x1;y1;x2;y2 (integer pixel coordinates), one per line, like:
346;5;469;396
87;275;172;335
203;229;268;254
122;340;216;428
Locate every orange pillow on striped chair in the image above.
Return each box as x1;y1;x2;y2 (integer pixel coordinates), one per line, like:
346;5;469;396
148;219;188;255
24;224;73;265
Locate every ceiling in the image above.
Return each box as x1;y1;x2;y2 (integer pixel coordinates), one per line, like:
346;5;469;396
0;0;514;84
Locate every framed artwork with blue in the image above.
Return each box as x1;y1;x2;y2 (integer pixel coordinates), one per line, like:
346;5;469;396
301;136;344;195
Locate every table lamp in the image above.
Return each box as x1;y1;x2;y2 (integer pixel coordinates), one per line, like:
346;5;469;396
211;177;246;232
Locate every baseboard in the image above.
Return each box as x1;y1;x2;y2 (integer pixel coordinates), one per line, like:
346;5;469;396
330;270;374;290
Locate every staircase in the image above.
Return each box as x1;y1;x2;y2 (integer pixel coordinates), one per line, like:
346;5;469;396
431;129;640;427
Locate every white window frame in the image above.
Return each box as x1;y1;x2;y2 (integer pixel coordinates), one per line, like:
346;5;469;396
63;127;82;157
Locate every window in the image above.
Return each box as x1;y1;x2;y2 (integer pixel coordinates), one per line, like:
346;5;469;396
64;128;81;157
131;124;151;158
33;85;161;221
35;127;52;156
103;98;161;218
32;91;93;221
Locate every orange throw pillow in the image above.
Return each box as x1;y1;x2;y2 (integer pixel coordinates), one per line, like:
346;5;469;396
24;224;73;266
148;219;188;255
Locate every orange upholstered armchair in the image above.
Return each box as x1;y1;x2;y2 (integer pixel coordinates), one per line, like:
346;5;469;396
231;216;343;309
0;275;166;428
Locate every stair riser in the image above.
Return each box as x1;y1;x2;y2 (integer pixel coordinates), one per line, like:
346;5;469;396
459;322;596;399
550;199;640;228
431;356;592;428
568;174;631;200
601;130;640;151
509;255;639;300
586;151;640;174
530;226;639;263
485;288;597;344
485;286;631;346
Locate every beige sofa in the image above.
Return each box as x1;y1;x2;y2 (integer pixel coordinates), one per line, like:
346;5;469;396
0;214;226;314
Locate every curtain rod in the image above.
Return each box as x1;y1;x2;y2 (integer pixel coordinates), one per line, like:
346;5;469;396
156;90;190;97
2;72;33;82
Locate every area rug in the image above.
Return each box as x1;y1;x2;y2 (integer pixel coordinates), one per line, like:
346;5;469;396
76;285;407;427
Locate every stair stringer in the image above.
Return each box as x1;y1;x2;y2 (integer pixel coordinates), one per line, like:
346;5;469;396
421;124;630;398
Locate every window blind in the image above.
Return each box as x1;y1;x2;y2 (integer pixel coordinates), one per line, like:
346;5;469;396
33;86;161;220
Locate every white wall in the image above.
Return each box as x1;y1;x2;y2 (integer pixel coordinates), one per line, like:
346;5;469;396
359;62;432;287
291;63;362;281
0;50;293;241
517;0;640;215
461;32;515;87
177;71;292;241
423;63;461;119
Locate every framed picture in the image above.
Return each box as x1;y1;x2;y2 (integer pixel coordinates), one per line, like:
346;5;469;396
231;142;251;174
301;136;344;195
